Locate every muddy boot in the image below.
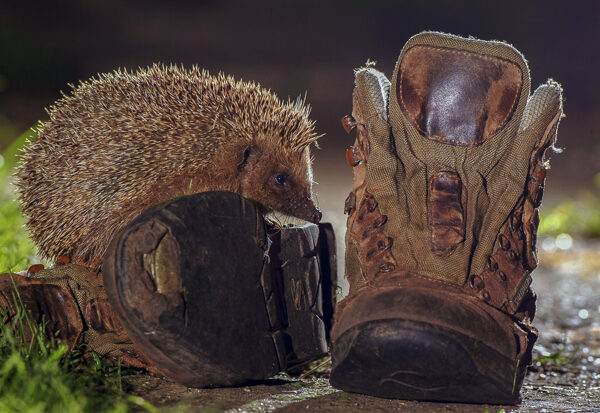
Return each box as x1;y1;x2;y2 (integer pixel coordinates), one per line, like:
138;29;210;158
0;263;158;371
102;190;337;387
330;31;563;404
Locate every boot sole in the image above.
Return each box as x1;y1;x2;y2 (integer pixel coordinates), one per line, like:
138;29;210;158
330;318;521;404
271;222;337;369
103;191;334;387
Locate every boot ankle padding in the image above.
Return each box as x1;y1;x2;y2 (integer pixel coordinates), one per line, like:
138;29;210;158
356;32;562;293
520;81;563;133
354;67;390;122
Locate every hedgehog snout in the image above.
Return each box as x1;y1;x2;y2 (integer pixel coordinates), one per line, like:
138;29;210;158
311;208;322;224
290;194;321;224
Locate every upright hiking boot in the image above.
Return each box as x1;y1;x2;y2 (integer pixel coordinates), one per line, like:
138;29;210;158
1;191;336;387
103;191;337;387
330;31;563;404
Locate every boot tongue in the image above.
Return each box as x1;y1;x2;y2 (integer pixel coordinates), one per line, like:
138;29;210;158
394;33;525;146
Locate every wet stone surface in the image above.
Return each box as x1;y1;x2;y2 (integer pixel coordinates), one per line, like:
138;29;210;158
126;238;600;412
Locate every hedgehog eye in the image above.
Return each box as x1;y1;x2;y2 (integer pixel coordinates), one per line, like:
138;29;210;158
274;174;287;186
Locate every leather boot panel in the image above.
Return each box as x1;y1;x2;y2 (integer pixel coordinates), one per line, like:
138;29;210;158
523;114;561;268
331;274;519;359
84;298;124;334
397;45;522;146
428;171;465;256
471;111;562;315
472;209;532;314
344;86;399;291
355;192;397;275
0;276;84;346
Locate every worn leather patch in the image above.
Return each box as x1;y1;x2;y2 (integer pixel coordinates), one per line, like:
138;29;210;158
428;172;465;256
473;111;562;315
85;298;123;334
397;45;522;145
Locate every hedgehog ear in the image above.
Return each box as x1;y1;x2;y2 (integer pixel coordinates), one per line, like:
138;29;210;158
237;145;254;170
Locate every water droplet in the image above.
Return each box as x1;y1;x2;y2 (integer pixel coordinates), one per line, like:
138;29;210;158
556;233;573;250
578;309;589;319
542;237;556;252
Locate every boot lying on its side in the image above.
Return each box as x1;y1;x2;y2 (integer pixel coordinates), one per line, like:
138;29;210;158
1;191;337;387
330;31;563;404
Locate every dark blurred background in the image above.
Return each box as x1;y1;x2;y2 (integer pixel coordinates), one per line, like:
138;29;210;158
1;0;599;224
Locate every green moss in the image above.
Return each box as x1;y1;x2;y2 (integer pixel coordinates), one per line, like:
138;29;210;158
539;173;600;238
0;129;39;273
0;278;155;412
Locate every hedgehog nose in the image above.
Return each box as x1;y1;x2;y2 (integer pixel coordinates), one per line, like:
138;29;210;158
311;208;322;224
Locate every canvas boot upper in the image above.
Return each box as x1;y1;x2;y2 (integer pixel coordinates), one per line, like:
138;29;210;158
341;31;562;317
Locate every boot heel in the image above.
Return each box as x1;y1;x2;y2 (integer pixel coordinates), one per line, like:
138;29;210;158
269;223;337;370
104;191;281;387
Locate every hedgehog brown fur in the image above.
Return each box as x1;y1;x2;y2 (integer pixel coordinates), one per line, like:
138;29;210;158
15;64;322;269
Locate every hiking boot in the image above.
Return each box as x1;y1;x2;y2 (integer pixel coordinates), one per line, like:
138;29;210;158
1;191;336;386
103;190;337;387
330;31;563;404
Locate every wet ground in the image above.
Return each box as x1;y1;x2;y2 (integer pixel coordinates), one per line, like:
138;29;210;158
125;237;600;412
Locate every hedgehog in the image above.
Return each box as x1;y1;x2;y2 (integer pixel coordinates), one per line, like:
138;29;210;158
15;64;323;270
